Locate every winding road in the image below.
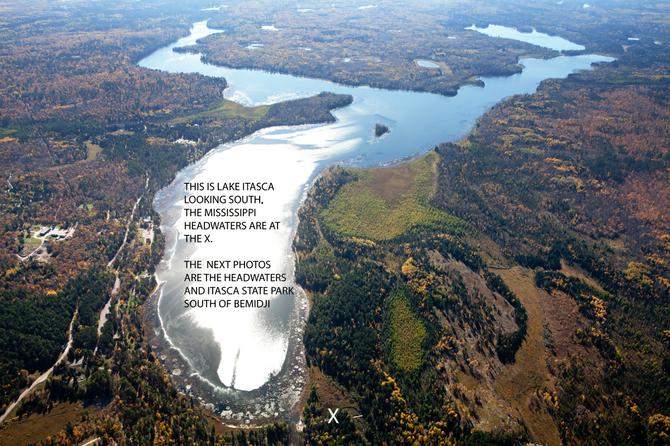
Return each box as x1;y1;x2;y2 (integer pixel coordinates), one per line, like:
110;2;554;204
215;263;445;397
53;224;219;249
0;310;77;425
1;176;149;426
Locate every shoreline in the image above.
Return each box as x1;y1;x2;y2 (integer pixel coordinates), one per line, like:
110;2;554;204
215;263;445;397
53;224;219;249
143;262;310;426
138;18;613;429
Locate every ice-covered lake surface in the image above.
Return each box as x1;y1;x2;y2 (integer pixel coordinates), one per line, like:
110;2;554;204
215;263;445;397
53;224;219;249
138;20;611;419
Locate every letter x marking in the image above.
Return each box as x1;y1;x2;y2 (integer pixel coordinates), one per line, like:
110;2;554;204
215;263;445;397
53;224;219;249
327;408;339;424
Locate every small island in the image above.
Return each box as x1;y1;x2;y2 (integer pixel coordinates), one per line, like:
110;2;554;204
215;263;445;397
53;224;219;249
374;123;390;137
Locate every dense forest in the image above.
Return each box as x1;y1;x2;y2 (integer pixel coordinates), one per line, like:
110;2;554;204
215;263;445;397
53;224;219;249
295;164;531;444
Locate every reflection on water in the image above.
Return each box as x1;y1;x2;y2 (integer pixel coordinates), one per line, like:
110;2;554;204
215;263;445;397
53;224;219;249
139;20;611;399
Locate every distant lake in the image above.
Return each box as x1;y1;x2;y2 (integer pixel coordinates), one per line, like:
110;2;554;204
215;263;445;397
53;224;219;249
415;59;440;69
466;24;586;51
139;20;611;421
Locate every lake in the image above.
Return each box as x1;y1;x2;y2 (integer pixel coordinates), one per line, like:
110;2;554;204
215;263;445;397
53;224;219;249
415;59;440;69
138;20;612;421
466;24;586;52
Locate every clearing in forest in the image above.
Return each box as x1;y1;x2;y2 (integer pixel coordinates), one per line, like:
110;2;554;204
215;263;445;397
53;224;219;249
321;152;464;240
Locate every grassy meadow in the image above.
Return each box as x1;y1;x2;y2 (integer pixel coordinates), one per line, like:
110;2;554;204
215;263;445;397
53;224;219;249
321;152;465;240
